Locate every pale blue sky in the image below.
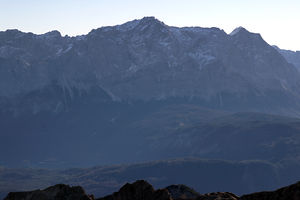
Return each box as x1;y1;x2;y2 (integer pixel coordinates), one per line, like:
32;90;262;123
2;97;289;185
1;0;299;50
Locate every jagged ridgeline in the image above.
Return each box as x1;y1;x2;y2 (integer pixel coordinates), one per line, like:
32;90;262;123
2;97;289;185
1;17;300;114
1;17;300;168
4;180;300;200
1;17;300;199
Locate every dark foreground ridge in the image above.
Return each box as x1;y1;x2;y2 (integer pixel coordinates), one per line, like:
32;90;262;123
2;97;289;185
240;181;300;200
4;184;94;200
3;180;300;200
97;180;171;200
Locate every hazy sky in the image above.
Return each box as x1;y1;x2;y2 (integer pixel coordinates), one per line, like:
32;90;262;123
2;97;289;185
1;0;299;51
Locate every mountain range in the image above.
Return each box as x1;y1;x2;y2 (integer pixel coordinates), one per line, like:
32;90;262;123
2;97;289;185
3;179;300;200
1;17;300;198
1;17;300;167
0;158;299;199
1;17;300;115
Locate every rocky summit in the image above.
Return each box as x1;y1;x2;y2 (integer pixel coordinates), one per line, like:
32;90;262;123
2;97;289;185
4;184;94;200
4;180;300;200
97;180;171;200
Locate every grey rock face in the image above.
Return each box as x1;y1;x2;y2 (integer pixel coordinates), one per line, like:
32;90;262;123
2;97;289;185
1;17;300;114
274;46;300;71
2;17;300;169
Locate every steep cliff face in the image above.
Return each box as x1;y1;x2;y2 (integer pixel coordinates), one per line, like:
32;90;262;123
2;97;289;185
1;17;300;114
274;46;300;71
2;17;300;168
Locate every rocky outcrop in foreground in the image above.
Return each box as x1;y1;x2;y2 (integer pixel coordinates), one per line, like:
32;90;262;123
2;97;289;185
166;184;200;199
97;180;171;200
240;181;300;200
3;180;300;200
4;184;94;200
95;180;238;200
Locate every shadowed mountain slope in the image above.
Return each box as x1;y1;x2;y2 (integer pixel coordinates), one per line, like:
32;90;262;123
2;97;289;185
2;17;300;168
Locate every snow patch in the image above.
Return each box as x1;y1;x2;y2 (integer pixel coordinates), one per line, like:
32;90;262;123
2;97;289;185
0;45;21;58
56;44;73;56
56;48;63;56
181;27;210;34
75;35;86;41
128;64;140;73
64;44;73;53
188;51;215;68
98;85;121;102
116;19;140;32
38;31;61;40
